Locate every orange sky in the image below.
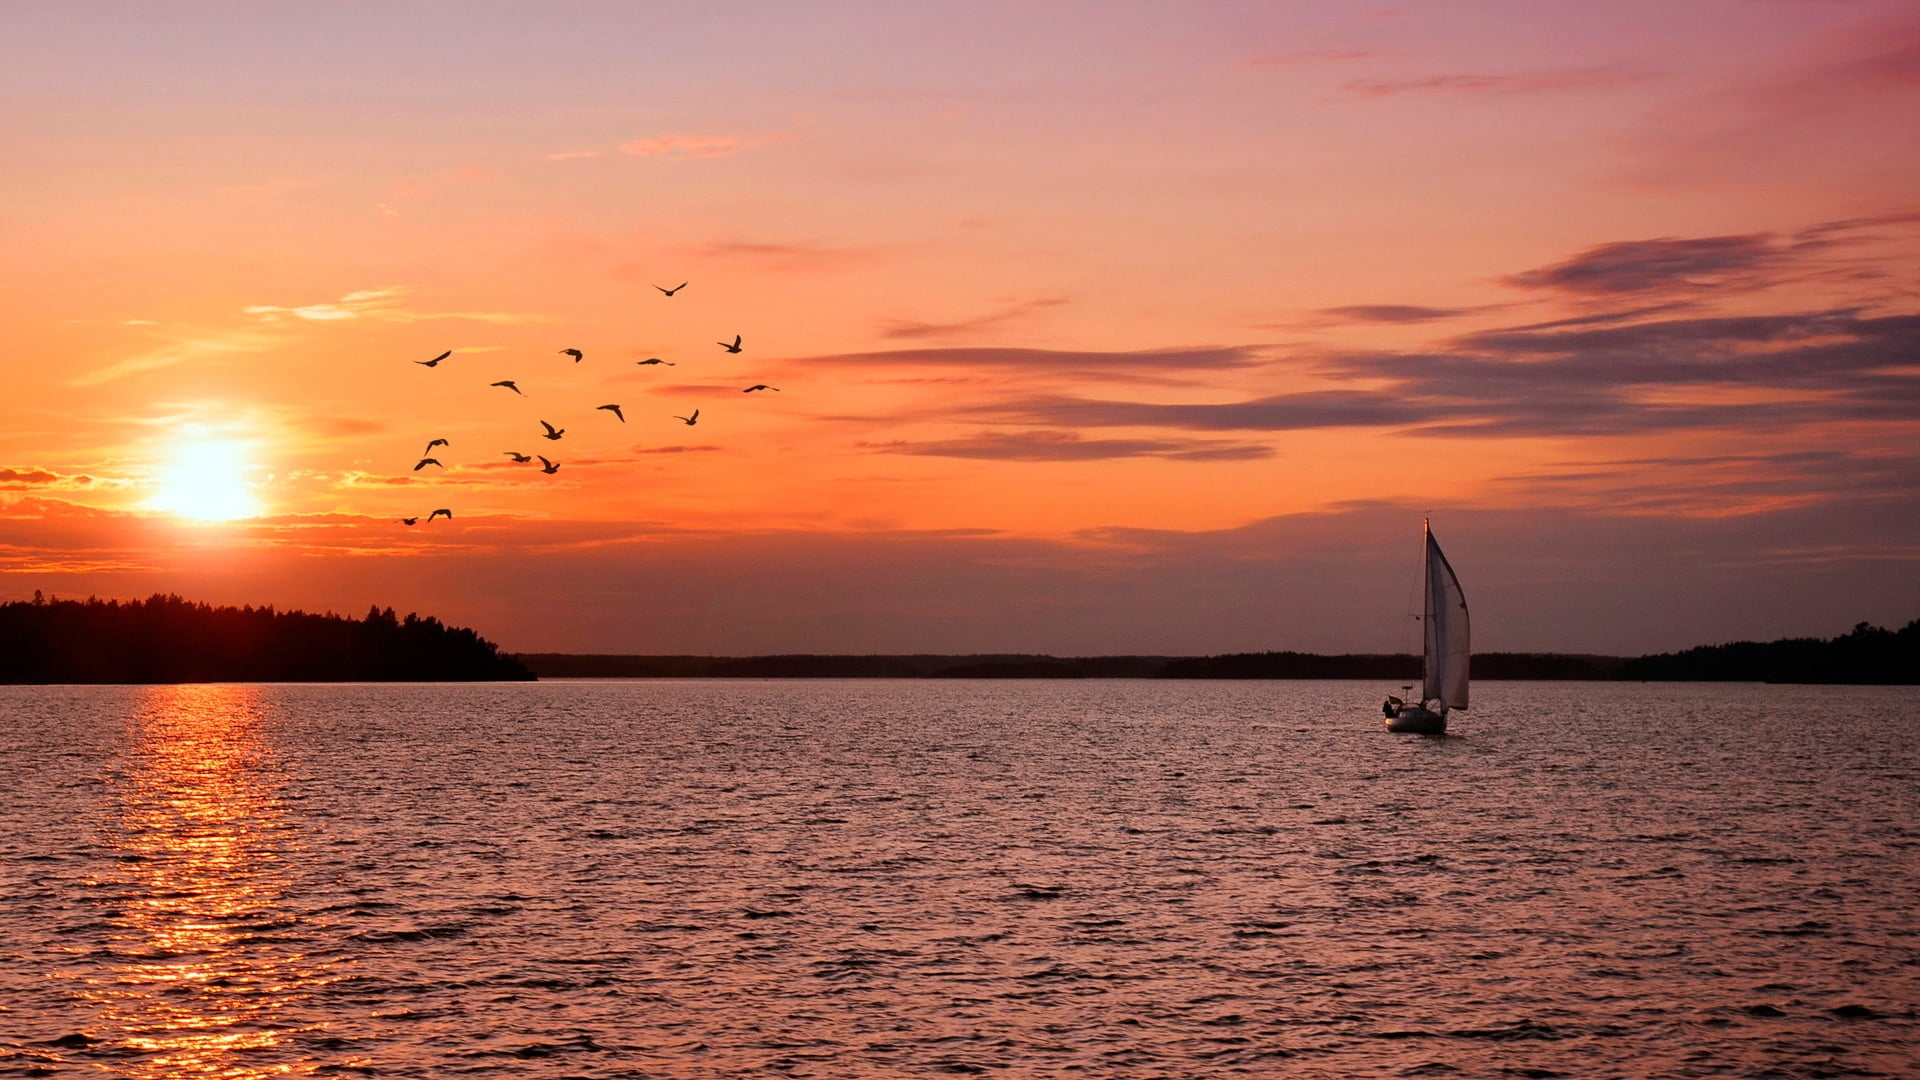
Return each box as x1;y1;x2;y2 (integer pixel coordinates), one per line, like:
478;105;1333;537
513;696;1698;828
4;1;1917;654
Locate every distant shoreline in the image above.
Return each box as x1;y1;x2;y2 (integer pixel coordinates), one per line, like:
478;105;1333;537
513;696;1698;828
516;622;1918;684
4;594;1910;685
511;652;1618;681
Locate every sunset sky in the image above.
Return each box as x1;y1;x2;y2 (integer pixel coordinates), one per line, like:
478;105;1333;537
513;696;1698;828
4;0;1916;655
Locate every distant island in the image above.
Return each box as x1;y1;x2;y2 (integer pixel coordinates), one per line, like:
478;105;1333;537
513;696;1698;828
0;593;532;684
519;618;1918;685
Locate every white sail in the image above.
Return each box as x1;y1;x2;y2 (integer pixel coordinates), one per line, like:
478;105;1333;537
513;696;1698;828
1421;524;1470;709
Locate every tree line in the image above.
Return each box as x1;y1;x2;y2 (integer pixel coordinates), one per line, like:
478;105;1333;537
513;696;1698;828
1612;619;1918;684
0;593;532;683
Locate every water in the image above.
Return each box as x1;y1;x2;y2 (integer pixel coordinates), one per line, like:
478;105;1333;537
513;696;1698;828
1;679;1915;1078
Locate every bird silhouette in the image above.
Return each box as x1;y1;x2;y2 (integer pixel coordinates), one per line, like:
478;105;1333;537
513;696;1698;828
401;517;419;526
416;350;451;367
596;404;625;422
427;508;453;522
560;348;583;362
673;409;700;426
635;357;676;366
717;335;742;353
491;380;522;394
539;420;565;441
538;456;560;475
422;438;449;455
656;282;687;296
414;458;444;471
504;451;533;463
743;384;780;393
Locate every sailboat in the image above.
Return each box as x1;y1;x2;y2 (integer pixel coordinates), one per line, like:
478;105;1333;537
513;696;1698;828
1383;519;1469;734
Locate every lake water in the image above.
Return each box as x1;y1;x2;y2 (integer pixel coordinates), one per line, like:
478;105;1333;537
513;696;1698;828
1;679;1915;1078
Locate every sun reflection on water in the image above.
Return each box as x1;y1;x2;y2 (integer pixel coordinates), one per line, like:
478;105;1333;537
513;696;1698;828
90;684;328;1077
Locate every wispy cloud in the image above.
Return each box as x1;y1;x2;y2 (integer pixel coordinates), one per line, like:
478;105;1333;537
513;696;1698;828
1248;50;1381;67
1487;448;1920;518
1502;213;1920;299
667;240;880;273
307;417;389;439
800;345;1266;374
976;390;1431;433
74;329;282;386
881;298;1069;341
1618;14;1920;187
1738;13;1920;110
1343;65;1647;98
0;467;105;491
1315;304;1480;324
618;133;788;159
244;287;544;326
1504;234;1788;295
962;309;1920;439
1499;302;1701;332
642;383;736;397
862;430;1274;463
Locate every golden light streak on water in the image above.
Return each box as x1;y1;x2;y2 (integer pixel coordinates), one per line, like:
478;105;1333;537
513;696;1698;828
91;685;328;1078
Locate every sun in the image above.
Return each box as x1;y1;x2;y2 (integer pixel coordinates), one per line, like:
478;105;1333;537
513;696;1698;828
148;439;262;521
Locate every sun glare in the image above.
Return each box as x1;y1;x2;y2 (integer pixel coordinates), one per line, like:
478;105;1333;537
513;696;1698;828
149;440;261;521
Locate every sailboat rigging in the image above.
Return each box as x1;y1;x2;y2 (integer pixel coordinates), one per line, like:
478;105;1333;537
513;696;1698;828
1382;519;1469;734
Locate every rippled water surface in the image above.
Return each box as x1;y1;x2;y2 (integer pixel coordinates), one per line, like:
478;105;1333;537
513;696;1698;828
2;679;1917;1077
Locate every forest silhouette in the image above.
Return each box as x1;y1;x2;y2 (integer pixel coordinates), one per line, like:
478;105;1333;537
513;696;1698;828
0;593;532;683
1613;619;1919;684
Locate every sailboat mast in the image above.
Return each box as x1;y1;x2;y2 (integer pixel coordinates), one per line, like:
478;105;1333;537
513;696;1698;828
1421;519;1436;704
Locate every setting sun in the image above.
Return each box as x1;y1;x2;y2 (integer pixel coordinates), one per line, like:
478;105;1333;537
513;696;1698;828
148;440;261;521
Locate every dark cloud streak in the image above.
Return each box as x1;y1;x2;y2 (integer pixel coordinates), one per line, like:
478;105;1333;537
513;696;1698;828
800;345;1266;373
1343;66;1647;98
965;310;1920;439
881;298;1068;341
863;431;1273;462
1505;234;1786;294
1317;304;1477;324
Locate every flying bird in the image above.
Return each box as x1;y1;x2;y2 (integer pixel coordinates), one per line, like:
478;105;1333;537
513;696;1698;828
504;451;532;463
717;335;742;354
414;458;444;471
400;517;418;526
538;456;560;475
560;348;583;362
491;380;522;394
596;403;625;422
635;357;676;366
416;350;451;367
743;384;780;393
655;282;687;297
673;409;700;426
427;508;453;522
422;438;449;454
539;420;565;441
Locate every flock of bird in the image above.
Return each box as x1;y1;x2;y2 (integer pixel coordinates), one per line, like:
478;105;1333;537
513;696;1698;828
398;282;779;526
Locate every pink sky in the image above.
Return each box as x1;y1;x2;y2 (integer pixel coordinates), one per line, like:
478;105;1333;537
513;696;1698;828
2;1;1916;654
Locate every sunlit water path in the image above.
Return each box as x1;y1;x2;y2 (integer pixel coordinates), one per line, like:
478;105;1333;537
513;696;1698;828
3;680;1916;1077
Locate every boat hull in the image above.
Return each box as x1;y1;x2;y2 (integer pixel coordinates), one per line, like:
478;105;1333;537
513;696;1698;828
1385;707;1447;734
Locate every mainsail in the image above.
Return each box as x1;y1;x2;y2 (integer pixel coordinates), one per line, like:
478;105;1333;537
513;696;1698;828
1421;523;1470;709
